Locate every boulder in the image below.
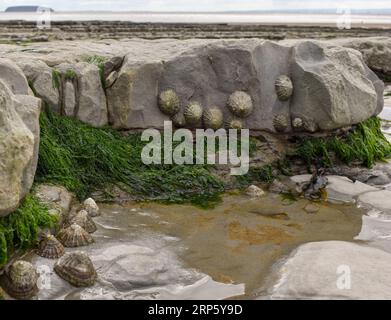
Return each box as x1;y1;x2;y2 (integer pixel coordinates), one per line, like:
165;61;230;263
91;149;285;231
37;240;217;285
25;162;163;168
17;60;60;113
0;58;29;95
0;80;36;216
291;42;381;130
269;241;391;300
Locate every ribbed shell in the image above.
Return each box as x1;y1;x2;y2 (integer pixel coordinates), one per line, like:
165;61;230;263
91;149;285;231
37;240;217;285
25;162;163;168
203;107;224;130
184;101;203;125
171;112;186;128
70;210;97;234
37;234;65;259
82;198;100;217
54;252;97;287
1;261;38;300
225;118;243;130
227;91;253;118
158;89;180;116
275;75;293;101
273;114;289;133
57;224;94;248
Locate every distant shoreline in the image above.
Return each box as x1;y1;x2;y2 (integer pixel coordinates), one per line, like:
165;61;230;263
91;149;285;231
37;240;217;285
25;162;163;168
0;12;390;28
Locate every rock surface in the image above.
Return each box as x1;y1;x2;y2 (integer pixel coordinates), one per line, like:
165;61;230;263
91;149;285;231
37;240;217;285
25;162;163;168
0;79;37;216
269;241;391;300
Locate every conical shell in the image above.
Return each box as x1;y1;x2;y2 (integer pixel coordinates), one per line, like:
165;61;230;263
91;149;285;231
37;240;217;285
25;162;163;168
227;91;253;118
203;107;224;130
57;224;94;248
37;234;65;259
184;101;203;125
1;261;38;300
70;210;97;234
54;252;97;287
225;118;243;130
158;89;180;116
82;198;100;217
273;114;289;133
171;112;186;128
275;75;293;101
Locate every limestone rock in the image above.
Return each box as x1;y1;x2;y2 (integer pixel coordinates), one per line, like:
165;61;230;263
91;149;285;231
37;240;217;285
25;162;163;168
63;81;76;117
290;41;380;131
73;63;108;127
17;60;60;113
13;94;42;199
269;241;391;300
0;58;29;95
0;80;35;216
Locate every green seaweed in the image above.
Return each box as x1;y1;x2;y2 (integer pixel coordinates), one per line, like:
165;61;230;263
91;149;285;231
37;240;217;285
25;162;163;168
36;108;224;208
235;164;275;186
52;69;61;90
294;117;391;169
0;195;58;266
82;55;107;87
64;69;77;81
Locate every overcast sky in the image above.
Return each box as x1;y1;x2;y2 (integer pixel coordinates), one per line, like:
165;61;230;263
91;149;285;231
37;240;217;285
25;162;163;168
1;0;391;12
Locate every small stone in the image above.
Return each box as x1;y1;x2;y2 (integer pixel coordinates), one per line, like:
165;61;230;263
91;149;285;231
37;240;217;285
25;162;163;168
245;185;265;197
304;203;320;214
269;180;290;194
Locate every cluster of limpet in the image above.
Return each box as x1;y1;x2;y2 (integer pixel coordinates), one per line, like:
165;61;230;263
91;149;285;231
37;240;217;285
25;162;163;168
158;89;181;116
203;107;224;130
1;261;38;300
54;252;97;287
275;75;293;101
227;91;253;118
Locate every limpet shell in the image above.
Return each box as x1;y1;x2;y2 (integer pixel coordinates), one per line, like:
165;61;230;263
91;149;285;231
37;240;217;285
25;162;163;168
227;91;253;118
275;75;293;101
54;252;97;287
70;210;97;234
158;89;180;116
184;101;203;125
203;107;224;130
273;114;289;133
37;234;65;259
1;261;38;300
57;224;94;248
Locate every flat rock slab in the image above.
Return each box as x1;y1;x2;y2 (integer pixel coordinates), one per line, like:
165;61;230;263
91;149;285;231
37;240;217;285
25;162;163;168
270;241;391;300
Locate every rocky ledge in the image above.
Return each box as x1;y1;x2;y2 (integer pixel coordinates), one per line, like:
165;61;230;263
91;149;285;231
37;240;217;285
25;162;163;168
0;38;385;132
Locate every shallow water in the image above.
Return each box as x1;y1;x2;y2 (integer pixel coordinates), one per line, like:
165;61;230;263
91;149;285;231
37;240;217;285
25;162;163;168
26;193;364;300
